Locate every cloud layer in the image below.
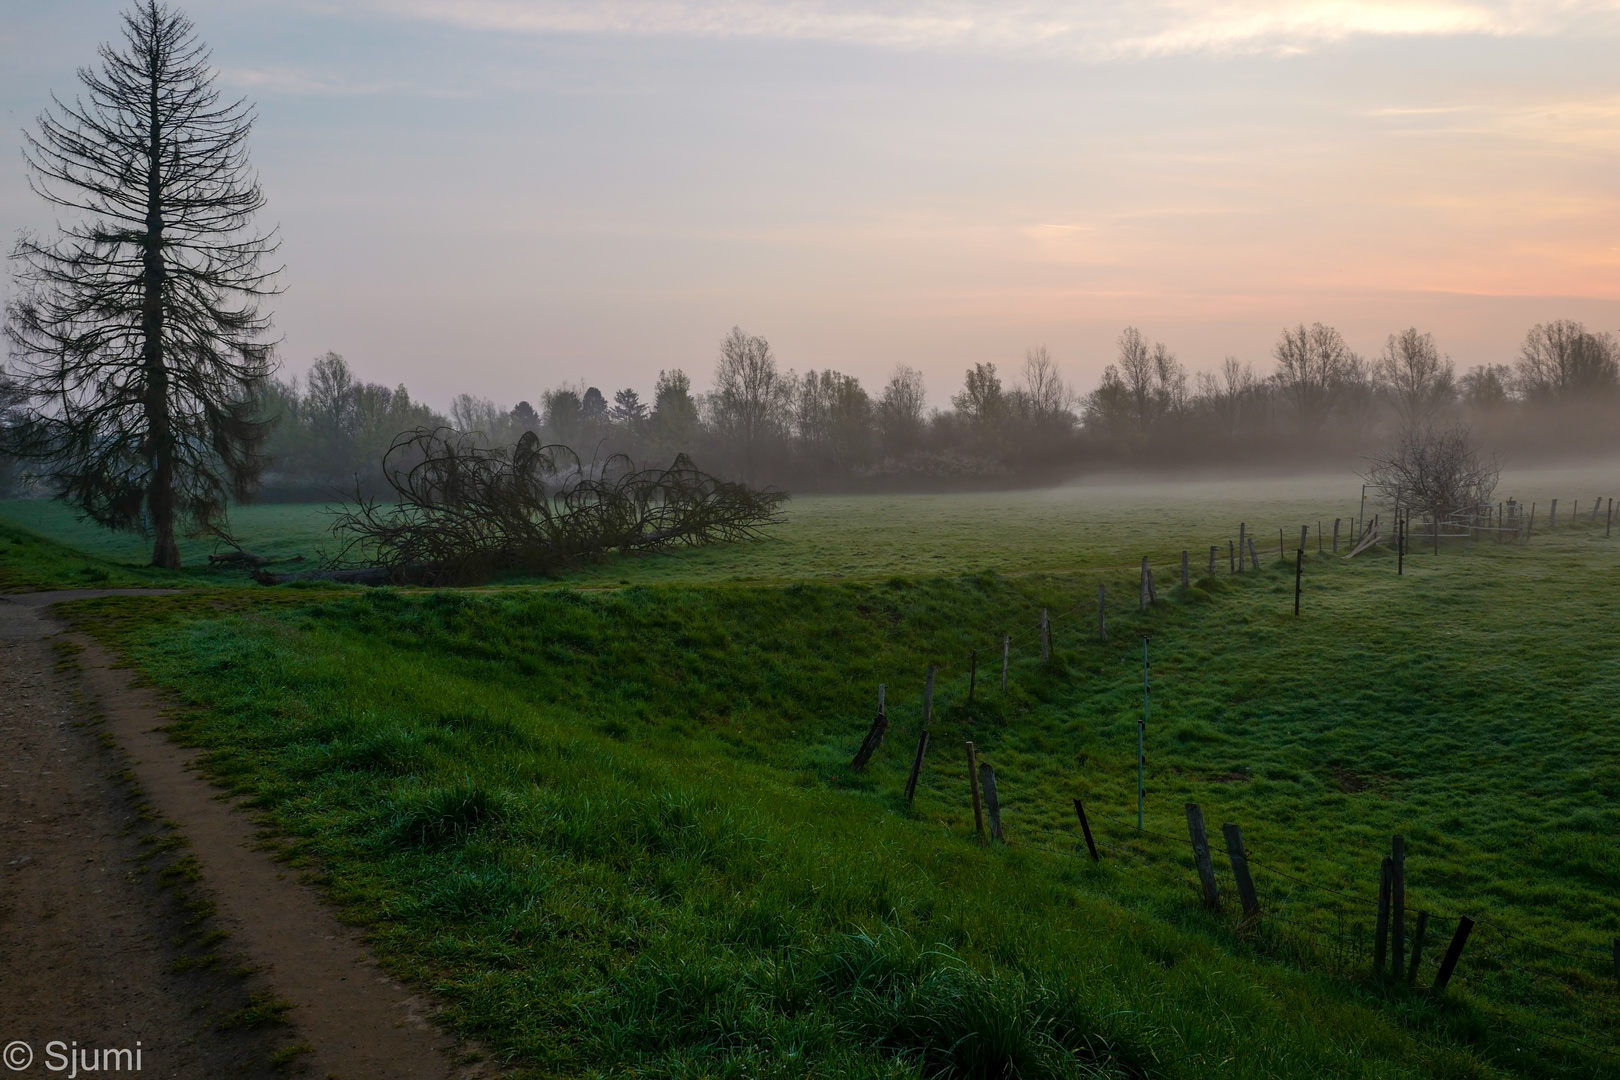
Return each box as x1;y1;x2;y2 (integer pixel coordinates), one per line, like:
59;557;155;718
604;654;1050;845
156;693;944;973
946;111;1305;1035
371;0;1620;57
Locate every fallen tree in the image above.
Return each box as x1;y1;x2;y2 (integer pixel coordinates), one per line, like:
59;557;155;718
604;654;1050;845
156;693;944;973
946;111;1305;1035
258;428;788;585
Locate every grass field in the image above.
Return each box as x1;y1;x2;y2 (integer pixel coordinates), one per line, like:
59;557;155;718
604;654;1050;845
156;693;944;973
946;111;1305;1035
4;464;1620;1078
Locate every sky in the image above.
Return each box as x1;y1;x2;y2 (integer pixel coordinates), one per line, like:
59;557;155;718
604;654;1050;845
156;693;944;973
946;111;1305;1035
4;1;1620;412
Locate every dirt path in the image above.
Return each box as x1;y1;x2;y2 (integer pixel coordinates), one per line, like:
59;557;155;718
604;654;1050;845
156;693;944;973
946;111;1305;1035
0;592;494;1079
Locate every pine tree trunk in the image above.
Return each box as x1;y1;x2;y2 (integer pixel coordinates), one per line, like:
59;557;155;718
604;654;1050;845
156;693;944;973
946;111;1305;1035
142;44;181;570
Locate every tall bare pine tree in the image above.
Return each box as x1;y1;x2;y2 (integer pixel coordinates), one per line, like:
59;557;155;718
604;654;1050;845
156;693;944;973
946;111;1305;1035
5;1;278;567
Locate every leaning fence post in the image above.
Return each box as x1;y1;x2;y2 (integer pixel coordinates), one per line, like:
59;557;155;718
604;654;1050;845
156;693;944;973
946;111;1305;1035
849;684;890;771
1392;835;1406;980
1221;823;1260;918
1096;587;1106;643
1185;803;1220;910
1432;916;1474;992
1374;856;1392;978
1247;536;1260;570
904;729;930;805
1073;798;1100;861
979;762;1004;841
1001;633;1010;690
966;741;985;842
1406;910;1429;986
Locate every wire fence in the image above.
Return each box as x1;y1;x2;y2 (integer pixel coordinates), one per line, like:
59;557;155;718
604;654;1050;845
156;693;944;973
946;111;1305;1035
846;503;1620;1065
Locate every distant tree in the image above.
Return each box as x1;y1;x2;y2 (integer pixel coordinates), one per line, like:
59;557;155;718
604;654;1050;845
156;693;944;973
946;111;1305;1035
952;363;1005;428
581;387;608;423
650;369;699;448
1020;345;1069;426
709;327;790;476
796;369;872;473
1515;320;1618;401
610;387;648;426
1083;328;1183;448
511;400;540;431
542;388;582;444
1459;364;1512;411
1376;328;1454;423
876;364;926;456
449;393;505;441
1273;323;1357;430
1195;356;1259;439
4;1;279;566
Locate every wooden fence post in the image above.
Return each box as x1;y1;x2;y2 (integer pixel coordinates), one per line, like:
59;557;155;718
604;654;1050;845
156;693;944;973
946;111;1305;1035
1001;633;1010;690
1374;856;1392;978
1073;798;1100;861
966;741;984;842
1222;823;1260;918
1608;499;1613;538
1096;588;1106;643
1432;916;1474;992
904;730;930;804
1247;536;1260;570
1406;910;1428;986
1391;835;1406;979
1208;545;1217;575
1528;502;1535;540
1333;517;1341;553
1294;547;1303;615
849;683;890;771
1299;525;1309;556
1185;803;1220;909
1147;566;1157;604
1594;496;1602;522
1228;540;1235;573
1181;549;1189;587
968;649;978;701
1040;608;1050;664
1238;523;1246;571
979;762;1004;841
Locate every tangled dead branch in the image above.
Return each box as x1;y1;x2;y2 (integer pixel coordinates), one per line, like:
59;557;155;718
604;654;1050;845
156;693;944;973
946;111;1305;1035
261;428;787;585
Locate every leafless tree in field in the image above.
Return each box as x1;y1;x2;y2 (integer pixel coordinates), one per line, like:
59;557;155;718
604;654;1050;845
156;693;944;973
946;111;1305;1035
1515;320;1619;401
709;326;791;477
877;364;926;456
1273;322;1357;430
1363;423;1499;524
4;1;278;567
1376;327;1455;423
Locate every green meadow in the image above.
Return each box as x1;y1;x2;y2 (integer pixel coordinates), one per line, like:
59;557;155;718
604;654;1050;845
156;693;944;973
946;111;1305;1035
3;462;1619;1078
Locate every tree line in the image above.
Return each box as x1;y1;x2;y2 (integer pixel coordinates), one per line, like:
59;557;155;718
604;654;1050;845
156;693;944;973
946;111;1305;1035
228;317;1620;499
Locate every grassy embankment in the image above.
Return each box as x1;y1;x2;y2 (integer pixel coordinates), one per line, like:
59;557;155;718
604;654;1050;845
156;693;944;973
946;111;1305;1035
3;470;1618;1078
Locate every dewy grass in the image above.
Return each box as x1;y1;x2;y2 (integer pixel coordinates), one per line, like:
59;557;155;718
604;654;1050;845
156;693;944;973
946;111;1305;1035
53;513;1620;1079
